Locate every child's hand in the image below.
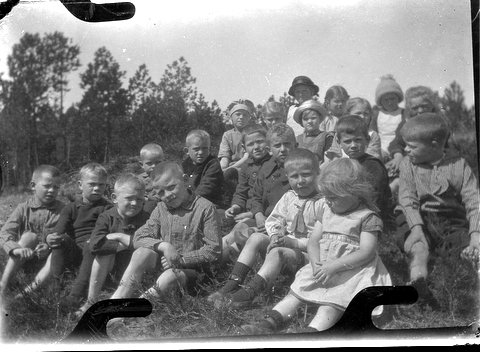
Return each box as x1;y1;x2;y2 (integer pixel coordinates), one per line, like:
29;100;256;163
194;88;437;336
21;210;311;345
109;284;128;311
34;243;51;260
225;205;241;219
12;247;35;260
106;233;119;241
266;234;285;253
255;213;266;233
313;261;338;284
160;256;171;270
461;232;480;264
162;243;182;268
234;211;253;222
46;232;65;248
386;153;403;173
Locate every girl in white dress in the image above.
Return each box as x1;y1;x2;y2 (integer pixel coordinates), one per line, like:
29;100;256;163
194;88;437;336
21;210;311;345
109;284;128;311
241;158;392;334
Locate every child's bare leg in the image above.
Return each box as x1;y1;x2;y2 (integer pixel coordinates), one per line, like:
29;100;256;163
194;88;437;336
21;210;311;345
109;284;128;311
0;232;38;296
408;241;429;281
236;232;269;267
20;252;54;296
140;269;187;299
230;247;302;307
111;248;158;299
308;305;343;331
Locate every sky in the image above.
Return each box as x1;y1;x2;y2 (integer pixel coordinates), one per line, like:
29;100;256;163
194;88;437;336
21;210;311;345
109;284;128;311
0;0;476;112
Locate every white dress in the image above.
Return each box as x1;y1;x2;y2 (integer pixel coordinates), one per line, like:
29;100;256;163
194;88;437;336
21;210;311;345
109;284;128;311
290;204;392;312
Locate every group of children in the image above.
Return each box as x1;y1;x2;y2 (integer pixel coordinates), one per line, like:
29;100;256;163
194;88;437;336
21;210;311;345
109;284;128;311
1;74;479;335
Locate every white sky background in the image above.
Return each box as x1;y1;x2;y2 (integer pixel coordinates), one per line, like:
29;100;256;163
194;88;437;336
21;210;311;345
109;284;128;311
0;0;476;111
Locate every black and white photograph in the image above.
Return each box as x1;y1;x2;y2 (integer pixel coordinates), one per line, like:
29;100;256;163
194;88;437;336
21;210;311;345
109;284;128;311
0;0;478;348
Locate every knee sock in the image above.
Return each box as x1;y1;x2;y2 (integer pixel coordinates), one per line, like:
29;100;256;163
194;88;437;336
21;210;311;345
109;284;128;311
220;262;251;294
232;274;266;301
263;309;284;330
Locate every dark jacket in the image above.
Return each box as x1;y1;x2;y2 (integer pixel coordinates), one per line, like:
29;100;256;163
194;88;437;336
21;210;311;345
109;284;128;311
231;153;272;211
182;154;224;208
250;158;291;217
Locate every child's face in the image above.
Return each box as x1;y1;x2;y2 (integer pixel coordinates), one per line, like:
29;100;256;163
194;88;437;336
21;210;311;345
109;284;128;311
293;85;314;104
186;137;210;165
349;105;372;127
230;110;251;131
244;132;268;161
380;93;400;112
325;194;360;214
114;184;145;218
141;152;164;175
301;110;322;133
152;170;189;209
32;172;60;205
327;97;346;117
263;113;285;129
78;172;107;203
338;132;369;159
269;133;296;166
404;139;444;165
285;160;318;197
408;97;435;118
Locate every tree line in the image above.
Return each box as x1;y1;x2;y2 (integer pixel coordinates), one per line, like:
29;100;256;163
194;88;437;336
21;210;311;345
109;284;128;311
0;31;477;189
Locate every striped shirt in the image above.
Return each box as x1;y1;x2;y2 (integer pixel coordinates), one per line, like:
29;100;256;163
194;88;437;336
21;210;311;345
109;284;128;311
133;192;221;266
399;155;480;235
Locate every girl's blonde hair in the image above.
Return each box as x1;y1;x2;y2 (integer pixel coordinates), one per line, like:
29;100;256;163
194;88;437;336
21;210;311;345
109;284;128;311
319;158;378;213
324;85;350;105
345;97;372;115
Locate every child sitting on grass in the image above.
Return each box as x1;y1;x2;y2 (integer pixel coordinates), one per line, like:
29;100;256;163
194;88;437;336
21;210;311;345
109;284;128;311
107;161;222;301
74;174;151;317
50;162;112;308
396;113;480;309
222;124;272;262
0;165;65;300
210;149;323;308
260;101;287;130
219;100;255;206
293;99;334;164
334;115;393;226
319;85;350;133
182;129;224;209
241;158;392;334
138;143;165;212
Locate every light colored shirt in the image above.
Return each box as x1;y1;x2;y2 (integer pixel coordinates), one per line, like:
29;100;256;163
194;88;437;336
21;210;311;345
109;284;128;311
377;109;402;153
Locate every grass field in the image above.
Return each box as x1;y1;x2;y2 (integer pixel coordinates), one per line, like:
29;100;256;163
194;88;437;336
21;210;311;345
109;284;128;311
0;189;479;345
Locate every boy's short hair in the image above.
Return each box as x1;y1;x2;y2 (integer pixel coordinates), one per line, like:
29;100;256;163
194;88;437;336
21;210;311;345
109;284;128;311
261;101;286;119
79;162;107;180
241;124;267;144
335;115;369;139
151;161;184;183
324;85;350;105
266;123;296;145
186;129;211;147
284;148;319;172
32;164;61;183
140;143;164;159
400;112;449;145
345;97;372;114
114;173;145;193
404;86;440;112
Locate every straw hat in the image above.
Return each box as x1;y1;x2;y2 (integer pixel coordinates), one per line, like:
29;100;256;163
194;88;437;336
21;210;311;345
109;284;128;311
293;99;328;126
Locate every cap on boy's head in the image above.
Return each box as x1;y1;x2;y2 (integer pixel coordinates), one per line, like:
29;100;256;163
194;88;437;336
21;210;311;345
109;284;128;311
335;115;369;139
293;99;328;126
261;101;286;118
32;164;61;183
151;161;184;182
400;112;449;145
241;124;267;143
114;173;145;193
140;143;164;159
284;148;319;172
375;74;404;106
186;129;211;147
266;123;296;144
79;162;107;180
288;76;319;96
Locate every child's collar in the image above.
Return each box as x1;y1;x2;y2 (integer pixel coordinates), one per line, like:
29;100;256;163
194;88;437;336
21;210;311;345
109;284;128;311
304;129;321;137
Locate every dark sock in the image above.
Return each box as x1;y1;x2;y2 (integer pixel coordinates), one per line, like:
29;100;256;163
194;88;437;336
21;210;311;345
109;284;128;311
231;274;267;302
264;309;284;330
230;261;251;283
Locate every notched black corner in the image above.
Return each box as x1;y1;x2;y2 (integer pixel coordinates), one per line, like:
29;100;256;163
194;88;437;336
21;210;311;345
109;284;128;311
64;298;152;342
60;0;135;22
0;0;20;20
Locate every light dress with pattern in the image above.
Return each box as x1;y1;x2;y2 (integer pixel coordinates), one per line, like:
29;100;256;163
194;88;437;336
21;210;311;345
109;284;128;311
290;201;392;312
